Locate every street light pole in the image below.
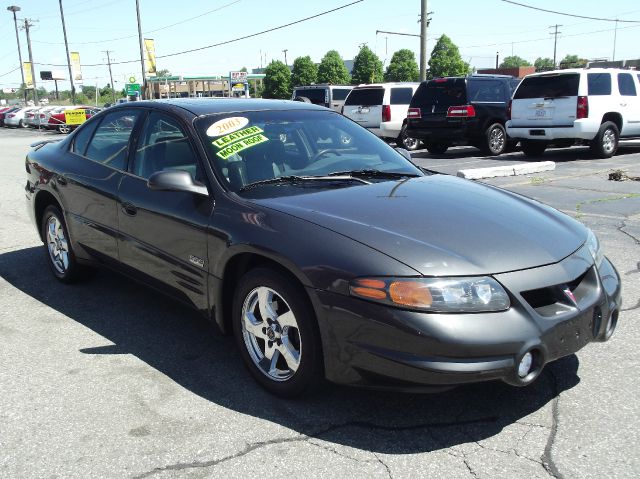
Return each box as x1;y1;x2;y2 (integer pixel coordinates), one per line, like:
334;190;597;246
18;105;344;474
135;0;146;99
58;0;76;104
23;18;38;104
419;0;428;81
6;6;27;104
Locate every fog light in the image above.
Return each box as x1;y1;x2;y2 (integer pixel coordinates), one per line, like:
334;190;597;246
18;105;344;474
518;352;533;378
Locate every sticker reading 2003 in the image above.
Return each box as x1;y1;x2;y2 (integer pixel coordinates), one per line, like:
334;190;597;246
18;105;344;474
206;116;249;137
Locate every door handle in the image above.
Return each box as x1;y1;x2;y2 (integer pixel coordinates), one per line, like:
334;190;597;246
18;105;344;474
121;202;137;217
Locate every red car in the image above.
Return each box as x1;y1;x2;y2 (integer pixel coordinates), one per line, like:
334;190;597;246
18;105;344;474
47;106;101;133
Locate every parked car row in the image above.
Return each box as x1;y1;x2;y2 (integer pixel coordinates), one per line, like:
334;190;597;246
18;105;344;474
0;105;102;133
292;67;640;159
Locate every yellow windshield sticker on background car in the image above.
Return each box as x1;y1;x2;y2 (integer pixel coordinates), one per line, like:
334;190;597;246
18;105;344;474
216;133;269;160
64;109;87;125
206;116;249;137
212;125;264;149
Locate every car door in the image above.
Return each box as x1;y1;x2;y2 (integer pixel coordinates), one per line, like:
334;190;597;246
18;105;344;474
616;72;640;136
62;108;143;264
117;110;213;311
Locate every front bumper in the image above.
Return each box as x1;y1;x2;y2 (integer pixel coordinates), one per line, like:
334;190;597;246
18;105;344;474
311;245;621;391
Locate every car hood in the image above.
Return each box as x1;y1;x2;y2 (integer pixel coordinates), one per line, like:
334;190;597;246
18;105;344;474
251;175;587;276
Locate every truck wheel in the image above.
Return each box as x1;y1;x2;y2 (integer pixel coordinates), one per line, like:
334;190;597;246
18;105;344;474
521;140;547;157
589;121;619;159
481;123;507;156
398;124;421;151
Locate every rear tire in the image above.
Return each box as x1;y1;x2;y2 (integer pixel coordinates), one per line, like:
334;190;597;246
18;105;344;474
41;205;86;283
480;123;507;156
232;268;323;397
425;143;449;155
521;140;547;157
590;121;619;159
398;124;421;151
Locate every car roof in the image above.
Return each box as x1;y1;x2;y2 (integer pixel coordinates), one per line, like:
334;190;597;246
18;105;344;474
354;82;420;88
108;98;330;116
524;68;634;78
293;84;352;89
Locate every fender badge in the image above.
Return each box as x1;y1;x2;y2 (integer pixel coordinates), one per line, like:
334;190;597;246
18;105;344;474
189;255;205;268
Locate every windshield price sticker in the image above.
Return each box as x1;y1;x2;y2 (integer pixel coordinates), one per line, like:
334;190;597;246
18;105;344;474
216;133;269;160
212;125;264;148
206;116;249;137
64;109;87;125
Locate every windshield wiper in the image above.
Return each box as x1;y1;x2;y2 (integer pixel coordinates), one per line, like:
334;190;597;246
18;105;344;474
327;169;422;179
239;175;370;192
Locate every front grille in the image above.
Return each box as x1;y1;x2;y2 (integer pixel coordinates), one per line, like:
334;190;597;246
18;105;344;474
521;267;598;317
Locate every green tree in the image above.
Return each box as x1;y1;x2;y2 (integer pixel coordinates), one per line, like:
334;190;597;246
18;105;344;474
534;57;555;71
262;60;291;99
384;49;419;82
499;55;531;68
317;50;351;84
428;34;469;78
559;54;588;69
291;56;318;86
351;45;383;84
156;68;171;77
240;66;248;72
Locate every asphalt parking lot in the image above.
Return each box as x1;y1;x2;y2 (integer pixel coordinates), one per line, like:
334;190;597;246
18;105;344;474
1;126;639;479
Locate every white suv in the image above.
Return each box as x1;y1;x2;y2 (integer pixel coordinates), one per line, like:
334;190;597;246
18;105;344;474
507;68;640;158
342;83;421;150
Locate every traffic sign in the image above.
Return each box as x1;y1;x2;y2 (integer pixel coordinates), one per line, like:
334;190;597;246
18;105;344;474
125;83;141;95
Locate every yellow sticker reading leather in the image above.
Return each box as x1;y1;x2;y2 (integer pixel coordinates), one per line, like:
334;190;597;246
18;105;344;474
212;126;264;149
216;134;269;160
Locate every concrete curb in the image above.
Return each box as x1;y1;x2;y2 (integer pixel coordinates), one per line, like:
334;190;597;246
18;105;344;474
457;161;556;180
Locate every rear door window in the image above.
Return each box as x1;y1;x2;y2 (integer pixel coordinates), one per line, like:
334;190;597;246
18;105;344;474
514;74;579;99
390;87;414;105
618;73;637;96
344;88;385;106
467;80;506;102
331;88;351;101
293;88;327;105
84;109;141;170
587;73;611;95
411;79;466;109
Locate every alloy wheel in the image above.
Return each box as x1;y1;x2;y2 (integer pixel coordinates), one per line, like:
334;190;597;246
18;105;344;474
241;286;302;381
602;129;616;154
489;126;505;154
46;215;69;274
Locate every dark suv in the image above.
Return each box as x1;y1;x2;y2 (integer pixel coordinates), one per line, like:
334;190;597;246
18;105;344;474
406;75;521;155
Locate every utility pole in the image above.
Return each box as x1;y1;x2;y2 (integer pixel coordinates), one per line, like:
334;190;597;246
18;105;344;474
495;52;499;69
58;0;76;104
549;24;562;68
612;19;618;61
135;0;146;99
419;0;428;81
282;49;288;66
6;6;27;104
103;51;116;104
22;18;38;104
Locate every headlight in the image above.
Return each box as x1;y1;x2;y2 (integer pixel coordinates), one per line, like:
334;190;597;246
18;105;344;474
586;229;604;267
350;276;510;312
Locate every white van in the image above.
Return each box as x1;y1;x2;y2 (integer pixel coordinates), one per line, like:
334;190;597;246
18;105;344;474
507;68;640;158
342;83;420;150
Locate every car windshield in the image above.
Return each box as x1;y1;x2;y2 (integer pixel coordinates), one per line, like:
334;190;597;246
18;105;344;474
195;109;422;194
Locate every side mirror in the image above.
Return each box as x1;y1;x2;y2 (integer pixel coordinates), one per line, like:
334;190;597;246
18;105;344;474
395;147;413;161
147;170;208;197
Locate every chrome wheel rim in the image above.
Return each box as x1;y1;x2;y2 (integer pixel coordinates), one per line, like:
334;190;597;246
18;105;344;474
46;215;69;274
489;127;505;152
602;129;616;154
403;135;419;150
241;286;301;381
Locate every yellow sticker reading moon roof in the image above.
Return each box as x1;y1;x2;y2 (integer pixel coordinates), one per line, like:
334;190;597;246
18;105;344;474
206;116;249;137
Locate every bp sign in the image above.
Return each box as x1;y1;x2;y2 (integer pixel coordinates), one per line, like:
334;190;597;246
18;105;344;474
125;83;141;95
128;76;136;83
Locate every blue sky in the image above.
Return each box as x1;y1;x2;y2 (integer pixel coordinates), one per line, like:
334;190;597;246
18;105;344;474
1;0;639;92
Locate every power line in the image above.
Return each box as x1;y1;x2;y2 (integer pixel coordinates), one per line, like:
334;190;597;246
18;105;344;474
34;0;364;67
0;66;21;78
32;0;242;46
499;0;640;23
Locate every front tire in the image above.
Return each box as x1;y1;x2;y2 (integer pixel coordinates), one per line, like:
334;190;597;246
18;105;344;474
481;123;507;155
521;140;547;157
58;124;71;134
232;268;323;397
41;205;85;283
590;121;619;159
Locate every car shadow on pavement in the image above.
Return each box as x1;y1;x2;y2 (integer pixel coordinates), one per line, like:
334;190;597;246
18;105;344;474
0;246;581;455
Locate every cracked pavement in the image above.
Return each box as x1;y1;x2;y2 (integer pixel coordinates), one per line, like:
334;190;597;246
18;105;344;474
1;130;639;478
